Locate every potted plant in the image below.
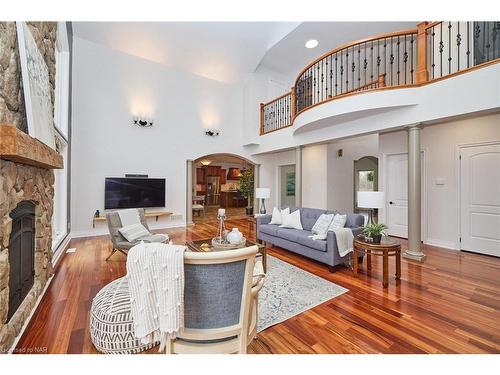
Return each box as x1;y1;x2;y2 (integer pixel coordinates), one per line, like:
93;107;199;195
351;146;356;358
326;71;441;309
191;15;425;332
362;223;387;244
238;169;254;215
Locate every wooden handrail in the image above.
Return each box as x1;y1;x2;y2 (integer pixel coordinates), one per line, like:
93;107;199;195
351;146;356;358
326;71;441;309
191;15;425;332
262;90;292;107
294;27;418;87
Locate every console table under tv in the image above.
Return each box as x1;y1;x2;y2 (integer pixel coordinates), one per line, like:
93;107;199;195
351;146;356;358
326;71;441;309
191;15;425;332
92;211;173;228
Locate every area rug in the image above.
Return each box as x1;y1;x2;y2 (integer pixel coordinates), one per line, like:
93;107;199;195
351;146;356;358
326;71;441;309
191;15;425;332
257;256;348;332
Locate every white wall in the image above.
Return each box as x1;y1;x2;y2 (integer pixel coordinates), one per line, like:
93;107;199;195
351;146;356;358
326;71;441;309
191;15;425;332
254;149;295;209
379;112;500;249
242;65;294;145
71;37;251;236
302;144;328;209
327;134;379;213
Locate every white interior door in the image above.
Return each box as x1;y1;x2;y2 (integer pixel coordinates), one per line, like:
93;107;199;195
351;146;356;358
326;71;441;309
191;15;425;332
460;144;500;257
386;152;424;238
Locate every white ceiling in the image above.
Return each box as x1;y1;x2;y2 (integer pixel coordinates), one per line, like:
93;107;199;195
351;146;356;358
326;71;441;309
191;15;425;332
259;21;417;79
72;22;299;84
72;22;417;85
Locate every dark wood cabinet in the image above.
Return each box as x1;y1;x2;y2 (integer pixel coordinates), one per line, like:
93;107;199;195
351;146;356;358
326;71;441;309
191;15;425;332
196;168;205;185
220;169;226;184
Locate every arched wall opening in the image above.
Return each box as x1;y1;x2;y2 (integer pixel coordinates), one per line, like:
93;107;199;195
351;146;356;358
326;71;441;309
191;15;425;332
187;153;258;225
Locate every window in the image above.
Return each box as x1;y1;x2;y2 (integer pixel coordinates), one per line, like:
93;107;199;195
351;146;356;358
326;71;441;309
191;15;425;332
51;22;70;251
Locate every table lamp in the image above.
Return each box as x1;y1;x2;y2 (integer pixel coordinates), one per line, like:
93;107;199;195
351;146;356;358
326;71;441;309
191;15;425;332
255;188;271;214
357;191;385;226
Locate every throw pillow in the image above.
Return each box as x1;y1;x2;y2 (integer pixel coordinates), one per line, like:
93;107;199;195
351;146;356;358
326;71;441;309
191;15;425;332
328;214;347;231
280;209;303;230
269;207;290;225
311;213;334;235
119;223;150;242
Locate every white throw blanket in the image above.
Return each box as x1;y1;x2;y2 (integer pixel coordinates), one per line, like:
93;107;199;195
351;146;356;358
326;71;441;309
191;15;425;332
118;208;141;226
309;227;354;257
126;242;186;352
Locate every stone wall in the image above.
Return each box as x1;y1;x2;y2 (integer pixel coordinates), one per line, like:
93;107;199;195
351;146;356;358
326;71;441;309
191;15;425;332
0;21;57;353
0;21;57;132
0;160;55;353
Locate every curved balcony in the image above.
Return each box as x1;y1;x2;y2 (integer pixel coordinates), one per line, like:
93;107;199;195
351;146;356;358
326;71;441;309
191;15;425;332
259;21;500;135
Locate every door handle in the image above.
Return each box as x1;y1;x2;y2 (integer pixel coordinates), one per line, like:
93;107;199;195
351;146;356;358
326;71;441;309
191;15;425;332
389;201;394;205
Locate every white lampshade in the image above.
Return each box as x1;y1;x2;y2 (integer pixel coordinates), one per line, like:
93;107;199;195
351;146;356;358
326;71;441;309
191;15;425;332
255;187;270;199
357;191;385;209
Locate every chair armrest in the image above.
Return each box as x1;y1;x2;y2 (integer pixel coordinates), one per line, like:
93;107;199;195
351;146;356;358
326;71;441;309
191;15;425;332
256;214;272;226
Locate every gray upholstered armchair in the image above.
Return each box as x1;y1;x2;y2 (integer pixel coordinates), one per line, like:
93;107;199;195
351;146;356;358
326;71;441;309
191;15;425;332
105;208;169;260
90;245;265;354
165;246;261;354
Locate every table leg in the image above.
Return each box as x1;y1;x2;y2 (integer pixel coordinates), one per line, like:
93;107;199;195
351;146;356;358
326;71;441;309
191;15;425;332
367;249;372;271
262;250;267;274
353;251;358;276
396;248;401;280
383;250;389;288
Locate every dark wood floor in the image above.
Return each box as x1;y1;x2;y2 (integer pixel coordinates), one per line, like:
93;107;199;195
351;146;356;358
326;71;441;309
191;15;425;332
15;218;500;354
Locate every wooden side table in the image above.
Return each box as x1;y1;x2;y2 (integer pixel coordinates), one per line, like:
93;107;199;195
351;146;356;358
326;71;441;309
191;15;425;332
353;236;401;288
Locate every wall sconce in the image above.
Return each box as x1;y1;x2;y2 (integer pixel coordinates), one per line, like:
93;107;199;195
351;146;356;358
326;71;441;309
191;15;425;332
133;117;153;128
205;129;220;137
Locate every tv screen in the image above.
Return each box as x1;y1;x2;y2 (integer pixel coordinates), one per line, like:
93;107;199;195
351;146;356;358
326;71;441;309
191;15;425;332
105;177;166;209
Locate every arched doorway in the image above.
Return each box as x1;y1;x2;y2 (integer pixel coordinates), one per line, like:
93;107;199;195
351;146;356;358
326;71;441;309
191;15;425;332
353;156;379;219
188;154;256;224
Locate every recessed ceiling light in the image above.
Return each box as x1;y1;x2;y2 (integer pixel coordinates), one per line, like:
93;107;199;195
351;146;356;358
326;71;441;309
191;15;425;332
305;39;319;49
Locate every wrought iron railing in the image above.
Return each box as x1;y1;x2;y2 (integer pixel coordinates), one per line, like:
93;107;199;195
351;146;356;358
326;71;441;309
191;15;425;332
260;91;293;135
426;21;500;80
259;21;500;135
294;29;417;115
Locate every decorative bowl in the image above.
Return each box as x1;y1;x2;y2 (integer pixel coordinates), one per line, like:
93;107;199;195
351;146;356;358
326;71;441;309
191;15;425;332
211;237;247;250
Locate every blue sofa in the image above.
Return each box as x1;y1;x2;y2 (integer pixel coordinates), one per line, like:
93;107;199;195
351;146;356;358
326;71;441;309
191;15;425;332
256;207;365;271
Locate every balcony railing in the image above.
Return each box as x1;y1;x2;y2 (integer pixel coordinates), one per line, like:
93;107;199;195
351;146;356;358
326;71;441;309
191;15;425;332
260;91;293;135
260;21;500;135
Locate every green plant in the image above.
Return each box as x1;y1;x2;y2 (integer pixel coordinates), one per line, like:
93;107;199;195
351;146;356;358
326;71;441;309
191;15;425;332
367;171;374;182
238;169;254;208
362;223;387;237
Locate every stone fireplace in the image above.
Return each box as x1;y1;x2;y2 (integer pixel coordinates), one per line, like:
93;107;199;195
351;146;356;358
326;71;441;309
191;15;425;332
0;124;62;352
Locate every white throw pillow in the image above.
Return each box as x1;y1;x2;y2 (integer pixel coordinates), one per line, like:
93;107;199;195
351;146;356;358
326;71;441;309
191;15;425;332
119;223;150;242
328;214;347;231
311;214;334;235
280;209;303;230
269;207;290;225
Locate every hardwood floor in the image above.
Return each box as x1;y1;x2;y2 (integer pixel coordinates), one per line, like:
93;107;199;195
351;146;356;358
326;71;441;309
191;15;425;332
15;218;500;354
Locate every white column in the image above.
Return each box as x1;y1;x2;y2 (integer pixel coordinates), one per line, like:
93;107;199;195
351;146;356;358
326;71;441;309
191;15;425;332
253;164;260;214
186;159;193;225
404;125;426;261
295;146;302;207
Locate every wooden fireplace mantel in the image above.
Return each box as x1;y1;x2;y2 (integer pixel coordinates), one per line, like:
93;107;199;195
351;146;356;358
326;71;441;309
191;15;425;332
0;124;63;169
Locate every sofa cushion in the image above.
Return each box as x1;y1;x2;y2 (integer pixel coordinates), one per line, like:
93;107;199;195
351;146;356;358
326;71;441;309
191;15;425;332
259;223;280;236
299;208;327;231
275;228;327;252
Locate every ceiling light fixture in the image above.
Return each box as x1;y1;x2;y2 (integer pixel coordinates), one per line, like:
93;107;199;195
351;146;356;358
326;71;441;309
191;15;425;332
305;39;319;49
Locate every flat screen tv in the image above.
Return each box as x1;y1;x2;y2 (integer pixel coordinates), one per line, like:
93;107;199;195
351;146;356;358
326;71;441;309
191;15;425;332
105;177;165;209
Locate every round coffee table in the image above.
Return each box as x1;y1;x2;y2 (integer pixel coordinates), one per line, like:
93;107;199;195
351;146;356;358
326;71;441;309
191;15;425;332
353;236;401;288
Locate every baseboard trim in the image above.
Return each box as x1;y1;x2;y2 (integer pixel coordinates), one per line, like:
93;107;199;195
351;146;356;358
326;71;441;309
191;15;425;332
52;234;72;267
425;238;458;250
